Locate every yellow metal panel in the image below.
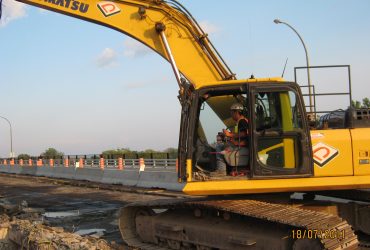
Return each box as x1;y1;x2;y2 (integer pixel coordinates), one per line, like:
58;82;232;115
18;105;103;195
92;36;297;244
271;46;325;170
283;138;295;168
310;129;353;176
186;159;192;182
183;175;370;196
280;92;293;131
351;128;370;175
280;92;295;168
200;77;285;89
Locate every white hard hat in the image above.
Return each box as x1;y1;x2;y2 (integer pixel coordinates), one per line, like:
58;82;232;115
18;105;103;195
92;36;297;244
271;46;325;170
230;102;243;111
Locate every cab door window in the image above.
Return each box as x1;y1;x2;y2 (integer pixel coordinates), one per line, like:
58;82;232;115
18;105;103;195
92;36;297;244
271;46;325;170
252;88;311;177
193;89;250;179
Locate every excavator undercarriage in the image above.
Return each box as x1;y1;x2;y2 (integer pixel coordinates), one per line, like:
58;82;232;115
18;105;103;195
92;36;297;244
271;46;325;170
119;195;365;250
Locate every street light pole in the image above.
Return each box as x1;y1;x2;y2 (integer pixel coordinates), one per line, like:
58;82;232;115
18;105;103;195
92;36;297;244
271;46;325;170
274;19;314;115
0;115;14;158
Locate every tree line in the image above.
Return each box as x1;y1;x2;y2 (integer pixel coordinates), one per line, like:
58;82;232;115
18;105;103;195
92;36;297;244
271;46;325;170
16;147;178;160
351;98;370;108
101;147;178;159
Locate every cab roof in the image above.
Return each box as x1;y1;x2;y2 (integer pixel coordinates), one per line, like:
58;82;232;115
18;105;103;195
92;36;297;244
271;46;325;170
195;77;285;90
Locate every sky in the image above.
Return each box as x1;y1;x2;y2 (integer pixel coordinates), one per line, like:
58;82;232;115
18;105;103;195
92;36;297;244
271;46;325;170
1;0;370;157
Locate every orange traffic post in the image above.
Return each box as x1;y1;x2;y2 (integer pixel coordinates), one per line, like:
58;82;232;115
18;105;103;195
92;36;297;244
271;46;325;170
64;158;69;167
49;159;54;167
28;159;32;166
79;158;84;168
118;157;123;170
139;158;145;171
19;159;24;166
100;157;105;170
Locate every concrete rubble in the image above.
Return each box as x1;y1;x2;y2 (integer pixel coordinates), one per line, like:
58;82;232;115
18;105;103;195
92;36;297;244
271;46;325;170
0;200;122;250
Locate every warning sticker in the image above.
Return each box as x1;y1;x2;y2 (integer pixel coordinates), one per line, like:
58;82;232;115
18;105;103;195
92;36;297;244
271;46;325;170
311;133;325;139
97;1;121;17
312;142;339;167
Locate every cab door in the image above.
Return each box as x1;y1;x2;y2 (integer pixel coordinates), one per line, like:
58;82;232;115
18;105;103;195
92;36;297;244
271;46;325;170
249;83;313;178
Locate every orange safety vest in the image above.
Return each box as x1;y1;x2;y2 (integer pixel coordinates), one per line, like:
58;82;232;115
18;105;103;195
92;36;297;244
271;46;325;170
231;117;249;147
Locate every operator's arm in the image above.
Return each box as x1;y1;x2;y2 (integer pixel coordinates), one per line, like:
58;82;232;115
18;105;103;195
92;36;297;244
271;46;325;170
222;118;249;144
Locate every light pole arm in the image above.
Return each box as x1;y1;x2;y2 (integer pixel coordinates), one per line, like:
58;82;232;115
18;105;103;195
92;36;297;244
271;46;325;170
280;22;310;70
0;116;14;158
274;19;314;115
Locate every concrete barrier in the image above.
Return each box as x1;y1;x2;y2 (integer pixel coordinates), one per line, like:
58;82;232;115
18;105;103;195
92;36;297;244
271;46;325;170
137;170;184;191
20;166;38;176
0;165;10;174
101;169;140;186
74;167;103;182
10;165;22;174
35;166;56;177
0;164;182;191
52;166;76;179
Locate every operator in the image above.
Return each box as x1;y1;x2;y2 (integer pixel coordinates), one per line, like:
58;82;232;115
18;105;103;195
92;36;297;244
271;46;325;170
223;102;249;147
214;102;249;177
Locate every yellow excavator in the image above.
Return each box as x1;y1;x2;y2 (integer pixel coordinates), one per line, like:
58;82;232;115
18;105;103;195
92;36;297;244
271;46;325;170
4;0;370;249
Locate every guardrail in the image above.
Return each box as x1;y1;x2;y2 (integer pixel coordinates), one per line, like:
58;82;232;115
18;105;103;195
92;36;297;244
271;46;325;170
0;157;183;191
0;157;177;171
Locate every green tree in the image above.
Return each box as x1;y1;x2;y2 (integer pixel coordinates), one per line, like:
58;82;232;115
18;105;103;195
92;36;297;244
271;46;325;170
101;147;178;159
138;149;156;159
17;154;31;160
351;98;370;108
102;148;136;159
351;100;361;108
41;148;64;159
164;147;178;158
362;98;370;108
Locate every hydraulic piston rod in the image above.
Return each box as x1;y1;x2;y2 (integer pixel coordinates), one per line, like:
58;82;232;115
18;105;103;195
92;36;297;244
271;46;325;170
155;22;184;89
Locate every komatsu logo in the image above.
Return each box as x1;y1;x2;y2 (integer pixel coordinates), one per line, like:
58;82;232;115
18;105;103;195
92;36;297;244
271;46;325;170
44;0;89;13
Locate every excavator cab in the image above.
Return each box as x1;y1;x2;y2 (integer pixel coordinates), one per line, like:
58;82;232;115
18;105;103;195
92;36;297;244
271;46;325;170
180;80;313;181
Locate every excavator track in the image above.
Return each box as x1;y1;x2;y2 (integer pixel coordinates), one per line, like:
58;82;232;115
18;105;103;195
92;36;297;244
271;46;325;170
119;198;359;249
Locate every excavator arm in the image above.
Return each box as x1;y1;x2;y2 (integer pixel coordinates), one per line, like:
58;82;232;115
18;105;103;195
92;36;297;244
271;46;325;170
13;0;235;89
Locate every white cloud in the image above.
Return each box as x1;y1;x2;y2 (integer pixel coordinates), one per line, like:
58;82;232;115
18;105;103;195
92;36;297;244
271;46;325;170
96;48;118;68
123;38;151;58
0;0;27;27
199;20;220;35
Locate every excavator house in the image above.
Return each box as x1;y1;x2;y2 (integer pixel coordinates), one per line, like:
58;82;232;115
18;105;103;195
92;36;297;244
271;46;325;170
4;0;370;249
